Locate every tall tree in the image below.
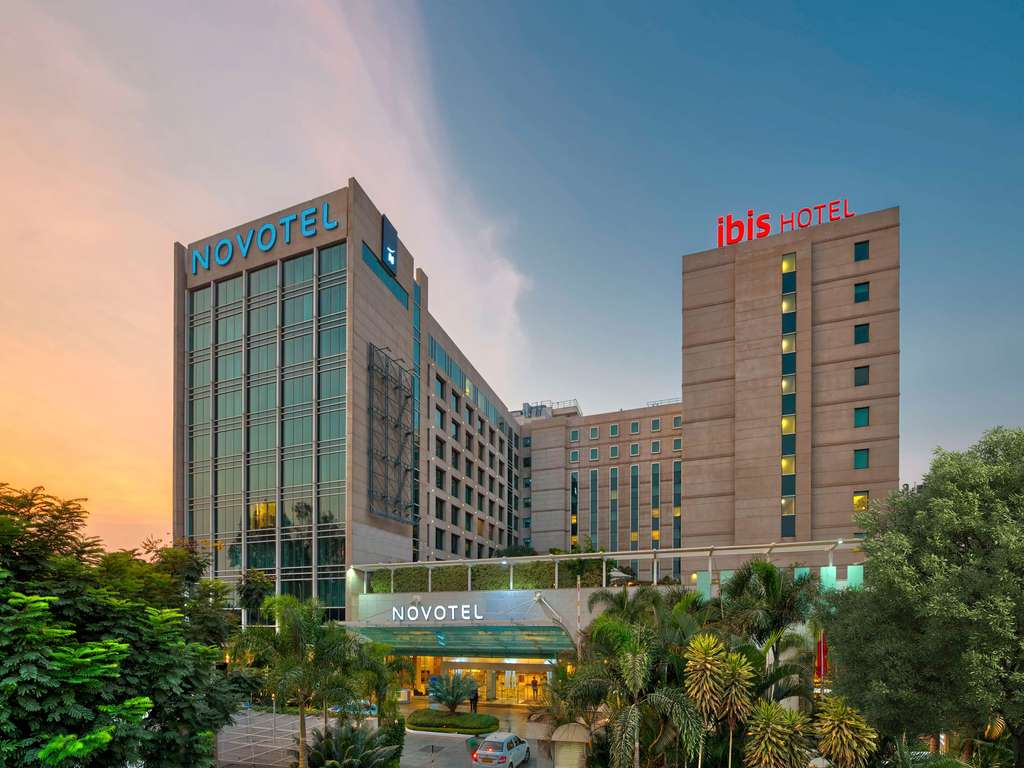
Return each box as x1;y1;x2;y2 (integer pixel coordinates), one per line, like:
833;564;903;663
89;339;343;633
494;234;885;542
823;428;1024;768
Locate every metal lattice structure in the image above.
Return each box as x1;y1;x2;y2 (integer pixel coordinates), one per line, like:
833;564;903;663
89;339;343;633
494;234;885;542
367;344;416;524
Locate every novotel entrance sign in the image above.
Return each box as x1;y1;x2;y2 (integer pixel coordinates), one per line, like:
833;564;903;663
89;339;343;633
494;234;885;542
716;198;855;247
191;200;341;275
392;603;485;622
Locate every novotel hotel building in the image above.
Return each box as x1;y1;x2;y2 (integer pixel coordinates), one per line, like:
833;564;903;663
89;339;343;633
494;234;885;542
173;181;898;700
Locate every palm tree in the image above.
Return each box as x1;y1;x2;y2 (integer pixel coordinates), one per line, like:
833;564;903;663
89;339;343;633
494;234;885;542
733;629;814;705
237;596;354;768
719;652;755;768
236;568;274;624
684;634;726;768
303;719;401;768
718;560;816;660
569;621;703;768
357;643;414;723
587;585;662;625
743;700;811;768
427;673;476;714
815;696;879;768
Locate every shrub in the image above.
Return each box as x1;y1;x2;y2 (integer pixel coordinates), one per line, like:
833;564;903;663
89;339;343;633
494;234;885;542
406;709;499;734
427;673;476;713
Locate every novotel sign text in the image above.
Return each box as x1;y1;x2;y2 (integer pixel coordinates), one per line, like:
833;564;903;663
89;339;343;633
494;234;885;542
392;603;484;622
716;198;855;247
191;200;341;275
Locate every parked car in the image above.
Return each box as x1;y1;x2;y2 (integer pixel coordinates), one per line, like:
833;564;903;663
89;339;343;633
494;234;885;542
472;733;530;767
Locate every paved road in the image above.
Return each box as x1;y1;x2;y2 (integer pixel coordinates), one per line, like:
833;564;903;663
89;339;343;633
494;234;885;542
217;707;554;768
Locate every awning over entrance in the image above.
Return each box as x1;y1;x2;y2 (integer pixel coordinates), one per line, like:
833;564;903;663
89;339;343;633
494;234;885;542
353;624;574;657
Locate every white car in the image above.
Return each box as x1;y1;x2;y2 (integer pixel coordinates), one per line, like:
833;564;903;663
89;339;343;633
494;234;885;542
472;733;531;767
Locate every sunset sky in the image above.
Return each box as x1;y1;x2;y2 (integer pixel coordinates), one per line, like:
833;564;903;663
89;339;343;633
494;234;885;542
2;1;1021;550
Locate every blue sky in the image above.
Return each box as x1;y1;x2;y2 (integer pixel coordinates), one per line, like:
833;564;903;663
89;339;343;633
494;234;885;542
418;0;1024;482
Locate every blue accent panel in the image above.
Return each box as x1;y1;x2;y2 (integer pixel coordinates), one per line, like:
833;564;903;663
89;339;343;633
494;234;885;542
781;434;796;455
362;242;409;308
782;352;796;375
782;272;796;294
781;474;796;496
794;566;810;581
719;570;734;588
696;571;712;599
782;312;796;334
846;564;864;589
781;393;796;415
381;215;398;274
820;566;837;590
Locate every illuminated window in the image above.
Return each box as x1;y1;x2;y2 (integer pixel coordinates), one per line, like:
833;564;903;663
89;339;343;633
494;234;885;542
652;529;660;541
854;406;870;428
853;490;870;511
782;333;796;353
853;449;870;469
854;281;870;303
781;456;795;474
781;294;796;313
781;375;796;394
854;241;869;262
854;323;870;344
854;366;870;387
781;497;795;516
781;415;796;435
781;253;796;273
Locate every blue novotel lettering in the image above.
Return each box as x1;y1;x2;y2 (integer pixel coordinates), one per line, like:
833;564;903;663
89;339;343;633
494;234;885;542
191;200;340;275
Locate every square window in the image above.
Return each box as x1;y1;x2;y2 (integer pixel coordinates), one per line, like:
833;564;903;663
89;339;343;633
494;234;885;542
630;421;640;435
569;429;579;443
854;281;870;303
853;490;870;511
782;272;797;294
782;352;796;376
782;312;796;334
854;406;870;428
610;446;620;459
651;440;661;454
610;424;620;437
629;443;640;457
570;450;579;463
672;415;682;429
781;496;795;516
853;448;870;469
781;294;796;313
781;415;796;435
781;393;796;416
673;438;682;451
781;456;795;474
781;474;796;496
589;448;599;461
854;241;869;262
781;433;796;455
782;333;796;353
651;418;661;432
781;374;796;394
854;366;870;387
854;323;870;344
781;253;796;273
781;515;796;537
590;426;599;440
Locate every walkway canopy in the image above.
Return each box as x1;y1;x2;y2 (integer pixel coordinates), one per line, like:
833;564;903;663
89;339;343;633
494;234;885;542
352;624;574;657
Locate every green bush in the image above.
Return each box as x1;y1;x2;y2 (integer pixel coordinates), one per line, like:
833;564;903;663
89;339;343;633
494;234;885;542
471;563;509;591
406;709;499;734
378;716;405;768
513;560;556;589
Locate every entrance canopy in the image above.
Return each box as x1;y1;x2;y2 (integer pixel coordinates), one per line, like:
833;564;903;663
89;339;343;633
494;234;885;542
353;624;574;657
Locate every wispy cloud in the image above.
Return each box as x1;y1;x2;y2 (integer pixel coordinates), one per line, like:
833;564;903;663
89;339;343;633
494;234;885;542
0;0;527;548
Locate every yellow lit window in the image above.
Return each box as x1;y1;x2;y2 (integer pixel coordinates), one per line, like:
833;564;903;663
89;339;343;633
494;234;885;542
673;506;681;518
781;415;796;435
853;491;869;511
630;531;639;541
781;294;796;313
781;496;795;516
781;374;796;394
781;253;796;273
570;515;577;524
652;530;661;541
652;508;660;520
781;456;795;474
570;535;578;545
782;333;796;353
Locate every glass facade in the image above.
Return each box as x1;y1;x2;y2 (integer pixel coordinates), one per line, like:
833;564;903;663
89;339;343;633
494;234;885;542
185;241;348;621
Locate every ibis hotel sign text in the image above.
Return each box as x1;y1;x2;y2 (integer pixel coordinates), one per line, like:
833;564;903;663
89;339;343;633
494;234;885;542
716;198;855;247
392;603;485;623
191;199;341;275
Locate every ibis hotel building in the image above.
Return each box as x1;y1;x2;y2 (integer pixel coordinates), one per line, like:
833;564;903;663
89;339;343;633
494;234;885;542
173;182;898;700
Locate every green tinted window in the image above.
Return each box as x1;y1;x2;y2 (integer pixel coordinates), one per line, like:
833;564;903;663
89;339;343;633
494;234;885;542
249;265;276;296
854;323;870;344
319;452;345;482
854;282;870;303
853;448;870;469
249;343;276;373
319;409;345;441
248;382;276;413
319;326;346;357
217;314;242;342
319;285;346;316
854;241;869;262
217;352;241;381
190;323;211;351
854;406;870;428
282;456;312;486
217;390;242;418
249;305;276;334
283;416;312;446
216;428;242;457
190;287;211;314
248;422;275;452
217;276;242;305
319;367;345;399
283;335;312;364
190;359;211;387
283;254;313;285
283;375;313;406
283;294;313;325
319;243;347;274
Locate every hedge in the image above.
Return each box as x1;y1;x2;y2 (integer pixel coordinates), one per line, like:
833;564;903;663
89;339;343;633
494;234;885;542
406;709;499;735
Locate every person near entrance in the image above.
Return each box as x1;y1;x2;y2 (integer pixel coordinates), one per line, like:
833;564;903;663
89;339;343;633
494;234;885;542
470;684;479;713
530;677;539;701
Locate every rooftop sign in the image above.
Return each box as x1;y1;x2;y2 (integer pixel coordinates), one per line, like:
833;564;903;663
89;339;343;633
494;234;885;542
190;199;341;275
716;198;855;247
